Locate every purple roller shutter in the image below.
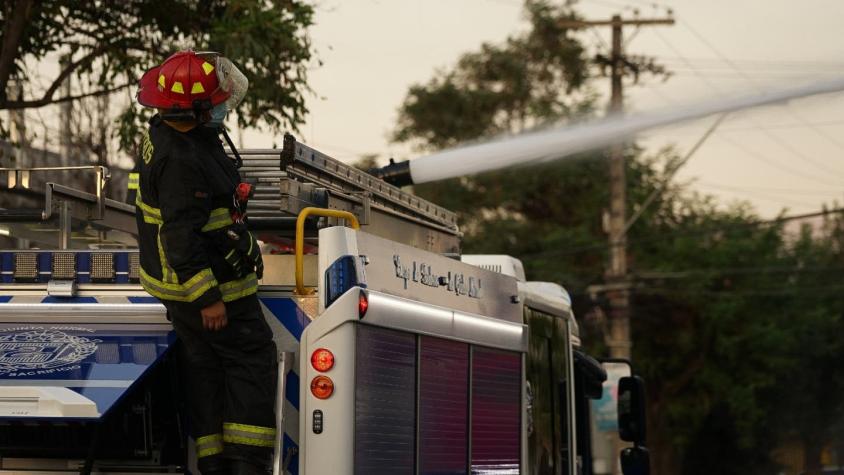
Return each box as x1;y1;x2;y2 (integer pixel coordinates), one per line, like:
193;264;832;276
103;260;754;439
355;325;417;475
471;346;521;474
419;336;470;475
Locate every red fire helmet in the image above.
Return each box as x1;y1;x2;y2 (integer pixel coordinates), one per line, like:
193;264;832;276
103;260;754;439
137;51;231;110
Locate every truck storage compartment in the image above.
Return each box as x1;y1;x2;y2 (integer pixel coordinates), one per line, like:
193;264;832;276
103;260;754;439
353;324;522;475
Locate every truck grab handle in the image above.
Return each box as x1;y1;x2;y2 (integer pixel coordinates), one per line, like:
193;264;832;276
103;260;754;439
295;207;360;295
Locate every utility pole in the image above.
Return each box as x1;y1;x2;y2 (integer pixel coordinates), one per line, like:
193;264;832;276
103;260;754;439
7;80;27;169
561;13;674;475
59;54;72;167
559;15;674;361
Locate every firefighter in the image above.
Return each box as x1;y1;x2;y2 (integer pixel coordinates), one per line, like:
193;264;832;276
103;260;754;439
134;50;277;475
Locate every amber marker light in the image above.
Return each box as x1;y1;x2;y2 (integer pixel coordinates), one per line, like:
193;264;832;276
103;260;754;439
311;348;335;372
310;375;334;399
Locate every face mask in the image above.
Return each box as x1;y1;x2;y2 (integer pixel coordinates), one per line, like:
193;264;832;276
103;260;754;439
196;53;248;128
206;102;228;128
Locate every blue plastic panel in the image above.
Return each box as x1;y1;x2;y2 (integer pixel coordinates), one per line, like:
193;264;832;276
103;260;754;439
0;323;174;419
324;255;358;308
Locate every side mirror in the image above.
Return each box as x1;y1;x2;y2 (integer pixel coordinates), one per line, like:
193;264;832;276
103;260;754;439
617;375;647;443
575;350;607;399
620;446;650;475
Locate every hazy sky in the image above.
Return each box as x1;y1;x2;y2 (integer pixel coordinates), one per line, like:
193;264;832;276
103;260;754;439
239;0;844;218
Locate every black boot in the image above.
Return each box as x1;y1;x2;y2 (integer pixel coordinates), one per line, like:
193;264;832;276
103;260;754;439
198;456;229;475
230;459;272;475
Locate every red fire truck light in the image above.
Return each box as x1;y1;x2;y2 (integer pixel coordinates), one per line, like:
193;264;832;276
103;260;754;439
358;291;369;318
311;376;335;399
311;348;335;372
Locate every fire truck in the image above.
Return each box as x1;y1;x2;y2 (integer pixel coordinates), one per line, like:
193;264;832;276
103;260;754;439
0;135;649;474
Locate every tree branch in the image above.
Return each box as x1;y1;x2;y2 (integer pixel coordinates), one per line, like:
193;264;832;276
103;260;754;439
2;83;132;110
0;42;116;110
0;0;37;99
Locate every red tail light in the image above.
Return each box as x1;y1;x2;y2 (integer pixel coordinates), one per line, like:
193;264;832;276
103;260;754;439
310;375;335;399
311;348;335;372
358;291;369;318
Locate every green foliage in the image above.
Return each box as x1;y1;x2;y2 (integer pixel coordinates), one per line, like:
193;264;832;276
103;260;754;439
393;0;593;150
632;207;844;475
393;1;844;473
0;0;315;152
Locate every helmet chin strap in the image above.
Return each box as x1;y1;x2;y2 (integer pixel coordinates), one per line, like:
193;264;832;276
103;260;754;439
160;98;214;124
220;127;243;169
159;110;199;123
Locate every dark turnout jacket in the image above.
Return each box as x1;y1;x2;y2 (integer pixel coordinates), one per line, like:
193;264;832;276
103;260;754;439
134;116;257;309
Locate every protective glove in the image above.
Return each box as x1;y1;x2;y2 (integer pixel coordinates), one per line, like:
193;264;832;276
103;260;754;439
243;231;264;279
223;228;263;279
224;247;245;276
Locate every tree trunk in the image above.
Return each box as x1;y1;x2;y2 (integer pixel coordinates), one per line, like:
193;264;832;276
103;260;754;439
0;0;36;102
803;437;823;475
647;400;681;475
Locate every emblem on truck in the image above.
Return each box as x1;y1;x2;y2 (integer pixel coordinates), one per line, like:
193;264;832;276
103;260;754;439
0;329;99;375
393;254;482;298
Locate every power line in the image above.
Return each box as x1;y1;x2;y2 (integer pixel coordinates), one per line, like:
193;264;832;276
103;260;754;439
669;70;842;79
653;56;844;68
715;134;844;188
695;181;843;196
694;184;825;209
660;63;844;73
578;0;634;11
640;81;681;108
747;129;844;178
678;17;844;158
639;119;844;135
719;120;844;132
619;0;672;12
523;207;844;259
635;264;844;279
652;26;844;179
625;113;725;232
587;25;610;51
635;283;844;297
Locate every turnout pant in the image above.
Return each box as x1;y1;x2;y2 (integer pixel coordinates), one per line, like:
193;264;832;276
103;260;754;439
167;296;278;474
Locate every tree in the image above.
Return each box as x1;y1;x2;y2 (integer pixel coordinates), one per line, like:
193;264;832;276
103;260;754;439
761;217;844;475
393;0;592;150
0;0;315;151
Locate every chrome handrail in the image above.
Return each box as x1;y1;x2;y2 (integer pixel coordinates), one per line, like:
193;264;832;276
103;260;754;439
0;165;110;220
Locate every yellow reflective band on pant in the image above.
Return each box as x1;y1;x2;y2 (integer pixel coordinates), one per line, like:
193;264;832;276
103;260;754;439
127;172;139;190
201;208;234;232
220;273;258;302
140;267;218;302
196;433;224;458
222;422;276;448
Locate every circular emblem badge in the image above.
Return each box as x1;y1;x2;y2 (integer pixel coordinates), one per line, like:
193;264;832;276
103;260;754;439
0;329;99;374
